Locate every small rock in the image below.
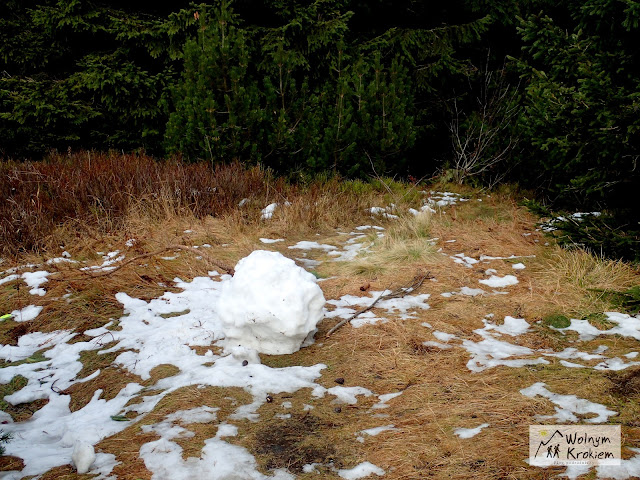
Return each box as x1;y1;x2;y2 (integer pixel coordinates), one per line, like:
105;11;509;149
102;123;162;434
334;377;345;385
266;395;273;403
242;360;248;366
334;407;342;413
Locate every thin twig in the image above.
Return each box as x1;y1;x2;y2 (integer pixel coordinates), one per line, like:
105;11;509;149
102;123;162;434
326;272;430;337
50;245;235;281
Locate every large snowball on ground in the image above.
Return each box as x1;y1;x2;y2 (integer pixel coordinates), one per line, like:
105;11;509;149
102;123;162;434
218;250;326;355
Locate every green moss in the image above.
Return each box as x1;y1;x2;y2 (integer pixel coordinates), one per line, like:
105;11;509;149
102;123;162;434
543;314;571;329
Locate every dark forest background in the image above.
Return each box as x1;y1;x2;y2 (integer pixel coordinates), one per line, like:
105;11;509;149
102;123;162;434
1;0;639;259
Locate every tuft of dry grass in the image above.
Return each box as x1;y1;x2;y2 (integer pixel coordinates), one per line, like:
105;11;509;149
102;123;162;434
532;247;640;316
344;212;440;278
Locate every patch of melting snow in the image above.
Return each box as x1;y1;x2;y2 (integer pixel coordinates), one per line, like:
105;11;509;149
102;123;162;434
460;286;486;297
288;241;337;251
356;424;397;442
594;357;640;371
460;317;548;372
520;382;616;423
338;461;385;479
369;206;399;219
450;253;479;268
303;463;320;473
556;448;640;480
261;203;279;220
323;386;374;404
140;407;294;480
427;191;468;208
544;347;605;361
479;254;536;261
371;391;403;410
454;423;489;439
325;290;430;327
0;251;337;479
259;238;285;244
21;270;51;296
0;330;75;362
479;274;518;288
80;251;124;273
423;340;452;350
0;273;20;286
557;312;640;341
541;212;601;232
10;304;43;322
355;225;384;231
408;205;436;215
433;331;456;342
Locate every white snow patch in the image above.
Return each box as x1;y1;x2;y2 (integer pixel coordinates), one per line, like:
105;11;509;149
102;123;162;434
369;206;399;220
10;305;43;322
81;251;125;273
371;391;403;410
558;312;640;341
22;270;51;296
338;461;385;479
479;275;518;288
139;407;293;480
326;290;430;326
454;423;489;439
450;253;479;268
433;331;456;342
512;263;526;270
325;386;373;405
460;287;485;297
462;317;546;372
356;424;397;442
520;382;616;423
0;274;20;286
594;357;640;371
261;203;279;220
0;330;75;362
288;241;337;252
259;238;284;244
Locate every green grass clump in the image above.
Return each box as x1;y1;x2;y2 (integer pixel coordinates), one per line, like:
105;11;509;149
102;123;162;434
543;314;570;329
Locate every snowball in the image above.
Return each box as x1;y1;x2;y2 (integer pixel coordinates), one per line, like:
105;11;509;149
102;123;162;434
72;441;96;474
217;251;325;354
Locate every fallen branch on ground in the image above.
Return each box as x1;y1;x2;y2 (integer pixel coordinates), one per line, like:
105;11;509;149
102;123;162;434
325;272;431;337
50;245;235;281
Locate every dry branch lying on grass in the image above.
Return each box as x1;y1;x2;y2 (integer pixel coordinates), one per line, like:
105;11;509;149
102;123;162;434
325;272;431;337
50;245;235;281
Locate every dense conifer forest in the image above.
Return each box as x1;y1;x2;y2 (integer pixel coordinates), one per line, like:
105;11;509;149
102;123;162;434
1;0;639;259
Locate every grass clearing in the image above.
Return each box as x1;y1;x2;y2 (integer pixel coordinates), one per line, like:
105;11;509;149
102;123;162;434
1;169;640;479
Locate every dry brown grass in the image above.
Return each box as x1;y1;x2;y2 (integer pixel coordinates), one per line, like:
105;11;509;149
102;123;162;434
2;177;640;479
531;247;640;317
